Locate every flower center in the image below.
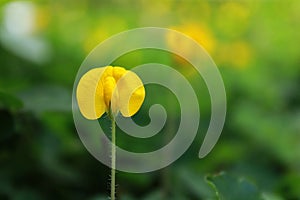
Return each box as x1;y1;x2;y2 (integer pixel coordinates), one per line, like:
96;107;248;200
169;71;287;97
103;76;117;109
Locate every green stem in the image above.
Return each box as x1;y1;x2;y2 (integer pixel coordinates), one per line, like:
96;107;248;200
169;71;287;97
111;116;116;200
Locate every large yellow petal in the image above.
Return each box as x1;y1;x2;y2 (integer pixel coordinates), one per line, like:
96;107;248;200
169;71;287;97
113;71;145;117
76;68;106;119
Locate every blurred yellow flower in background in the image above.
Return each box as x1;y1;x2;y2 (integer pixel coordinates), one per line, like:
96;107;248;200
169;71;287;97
167;23;215;56
216;41;252;69
76;66;145;119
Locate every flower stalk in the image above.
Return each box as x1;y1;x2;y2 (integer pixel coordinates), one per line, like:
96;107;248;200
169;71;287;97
110;113;116;200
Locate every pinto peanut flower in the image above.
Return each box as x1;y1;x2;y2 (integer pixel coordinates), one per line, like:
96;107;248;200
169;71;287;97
76;66;145;200
76;66;145;119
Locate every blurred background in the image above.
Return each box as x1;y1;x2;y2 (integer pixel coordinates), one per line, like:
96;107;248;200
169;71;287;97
1;0;300;199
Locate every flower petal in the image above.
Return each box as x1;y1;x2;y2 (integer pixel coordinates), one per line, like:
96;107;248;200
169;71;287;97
113;71;145;117
76;68;106;119
113;66;126;81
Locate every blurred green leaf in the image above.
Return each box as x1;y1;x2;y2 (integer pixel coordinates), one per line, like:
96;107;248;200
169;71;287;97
18;85;71;113
261;192;284;200
206;172;262;200
0;91;23;111
177;168;216;200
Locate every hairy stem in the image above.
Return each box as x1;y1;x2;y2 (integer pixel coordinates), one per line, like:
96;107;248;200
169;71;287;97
111;116;116;200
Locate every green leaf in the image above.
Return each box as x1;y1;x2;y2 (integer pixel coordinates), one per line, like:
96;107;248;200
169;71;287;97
177;168;216;200
206;172;262;200
261;192;284;200
17;85;71;113
0;91;23;111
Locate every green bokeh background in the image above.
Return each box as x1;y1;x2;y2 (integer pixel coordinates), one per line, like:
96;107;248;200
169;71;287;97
1;1;300;199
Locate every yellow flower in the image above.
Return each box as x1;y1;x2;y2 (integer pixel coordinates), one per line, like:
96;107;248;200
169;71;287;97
76;66;145;119
167;23;215;55
216;41;252;69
